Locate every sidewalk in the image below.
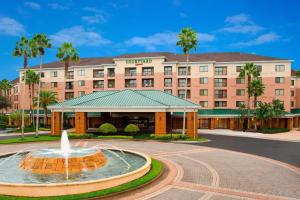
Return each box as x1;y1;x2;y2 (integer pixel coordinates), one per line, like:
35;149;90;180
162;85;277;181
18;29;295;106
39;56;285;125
0;131;49;138
199;129;300;142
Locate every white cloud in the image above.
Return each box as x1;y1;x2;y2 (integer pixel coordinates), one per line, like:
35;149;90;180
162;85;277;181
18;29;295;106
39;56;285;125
82;7;107;24
125;31;215;51
50;26;111;47
225;13;250;24
232;33;279;47
221;13;263;34
179;12;187;18
48;3;68;10
0;17;25;36
24;1;40;10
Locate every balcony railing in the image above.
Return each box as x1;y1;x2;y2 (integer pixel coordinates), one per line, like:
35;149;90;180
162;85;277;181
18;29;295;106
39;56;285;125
66;75;74;79
178;83;191;87
178;71;191;76
215;94;227;98
215;82;227;87
164;71;172;76
164;83;172;87
125;83;136;88
107;72;115;77
93;84;104;89
125;72;137;76
142;71;154;76
93;73;104;78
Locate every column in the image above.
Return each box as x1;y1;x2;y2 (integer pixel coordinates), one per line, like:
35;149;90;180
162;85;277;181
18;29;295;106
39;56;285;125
287;118;293;130
51;112;61;136
187;112;198;139
229;118;235;130
155;112;167;135
210;118;215;129
75;112;87;134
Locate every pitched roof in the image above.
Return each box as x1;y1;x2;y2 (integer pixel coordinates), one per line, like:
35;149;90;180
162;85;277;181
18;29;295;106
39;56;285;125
48;89;199;111
28;52;290;69
10;77;19;84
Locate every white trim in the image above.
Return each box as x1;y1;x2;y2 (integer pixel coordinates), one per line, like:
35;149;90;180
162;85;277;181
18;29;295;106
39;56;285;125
113;56;166;61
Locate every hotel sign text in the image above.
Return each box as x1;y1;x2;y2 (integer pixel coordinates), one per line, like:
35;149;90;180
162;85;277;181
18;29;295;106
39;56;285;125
126;58;152;64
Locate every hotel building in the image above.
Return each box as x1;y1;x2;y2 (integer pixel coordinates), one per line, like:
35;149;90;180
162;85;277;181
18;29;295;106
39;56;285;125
6;52;300;130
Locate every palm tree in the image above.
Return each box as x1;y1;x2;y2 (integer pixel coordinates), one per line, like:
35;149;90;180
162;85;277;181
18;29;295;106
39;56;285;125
25;69;39;126
238;63;260;129
31;33;52;137
248;79;265;130
176;28;198;136
272;99;285;127
296;70;300;78
12;36;36;139
0;79;12;97
0;96;11;114
34;91;57;127
56;42;79;131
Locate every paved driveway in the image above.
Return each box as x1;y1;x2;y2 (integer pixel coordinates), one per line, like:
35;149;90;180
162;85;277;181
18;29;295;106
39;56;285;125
0;140;299;200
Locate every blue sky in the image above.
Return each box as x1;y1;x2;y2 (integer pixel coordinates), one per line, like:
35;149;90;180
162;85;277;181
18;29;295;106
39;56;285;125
0;0;300;80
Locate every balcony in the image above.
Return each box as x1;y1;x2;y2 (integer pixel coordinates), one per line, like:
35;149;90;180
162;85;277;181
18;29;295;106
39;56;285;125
65;82;74;90
66;75;74;79
164;71;172;76
93;73;104;78
125;71;137;76
93;84;104;89
142;71;154;76
178;71;191;76
107;72;115;77
125;83;136;88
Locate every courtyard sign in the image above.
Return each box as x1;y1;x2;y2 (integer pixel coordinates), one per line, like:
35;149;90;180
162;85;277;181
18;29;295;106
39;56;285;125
126;58;152;64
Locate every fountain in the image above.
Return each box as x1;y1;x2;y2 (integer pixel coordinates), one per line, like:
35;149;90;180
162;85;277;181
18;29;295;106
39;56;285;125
0;131;151;197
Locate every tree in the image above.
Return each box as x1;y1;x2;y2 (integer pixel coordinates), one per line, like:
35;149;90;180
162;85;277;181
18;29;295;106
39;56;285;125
0;96;11;114
238;104;248;131
295;70;300;78
34;91;57;127
56;42;79;130
272;99;285;126
31;33;52;137
239;63;260;129
176;27;198;137
248;79;265;130
255;102;273;129
25;69;39;126
0;79;12;97
10;110;23;129
12;36;36;139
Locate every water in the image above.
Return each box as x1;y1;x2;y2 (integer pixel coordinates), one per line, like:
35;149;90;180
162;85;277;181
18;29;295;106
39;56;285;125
0;149;146;184
61;130;71;179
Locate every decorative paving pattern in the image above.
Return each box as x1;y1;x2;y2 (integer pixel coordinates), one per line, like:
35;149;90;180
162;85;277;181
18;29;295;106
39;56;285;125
0;140;299;200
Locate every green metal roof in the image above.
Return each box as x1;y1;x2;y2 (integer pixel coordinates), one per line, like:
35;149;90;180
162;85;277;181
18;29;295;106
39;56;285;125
291;109;300;114
49;90;199;109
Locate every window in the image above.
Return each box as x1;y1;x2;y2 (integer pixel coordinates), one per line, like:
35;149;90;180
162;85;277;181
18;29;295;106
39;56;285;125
164;66;172;75
164;78;172;87
93;80;104;88
78;80;85;87
51;82;57;88
65;92;74;100
178;78;190;87
142;67;154;76
214;78;227;87
275;77;284;83
77;69;85;76
142;79;154;87
199;101;208;108
41;82;45;88
236;101;245;107
275;65;285;72
199;89;208;96
125;68;137;76
236;89;245;96
200;77;208;84
78;91;85;97
40;72;45;78
66;71;74;79
107;68;115;77
199;66;208;72
236;78;245;84
178;66;190;75
275;89;284;96
291;80;295;86
291;101;295;107
178;90;191;99
65;81;74;89
214;66;227;75
256;65;262;72
164;89;172;94
215;90;227;98
236;66;244;72
291;90;295;97
125;79;136;88
214;101;227;107
108;79;115;88
50;71;57;77
93;69;104;78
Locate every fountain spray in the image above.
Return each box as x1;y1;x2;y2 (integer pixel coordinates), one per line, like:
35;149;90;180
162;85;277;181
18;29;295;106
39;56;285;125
61;130;71;179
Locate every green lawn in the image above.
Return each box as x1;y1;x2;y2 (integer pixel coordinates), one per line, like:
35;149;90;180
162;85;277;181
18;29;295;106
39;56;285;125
8;127;51;133
0;159;163;200
0;135;60;144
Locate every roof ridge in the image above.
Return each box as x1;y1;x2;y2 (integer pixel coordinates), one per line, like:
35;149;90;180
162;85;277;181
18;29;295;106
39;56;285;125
71;90;121;106
133;90;168;106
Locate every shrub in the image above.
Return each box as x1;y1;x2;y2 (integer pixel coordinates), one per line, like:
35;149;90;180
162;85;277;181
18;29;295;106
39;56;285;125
124;124;140;134
97;123;117;134
150;133;190;140
257;128;289;134
0;122;6;130
0;115;8;124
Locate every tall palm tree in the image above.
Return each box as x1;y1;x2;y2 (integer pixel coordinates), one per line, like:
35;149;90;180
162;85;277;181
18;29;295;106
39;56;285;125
0;79;12;97
56;42;79;131
248;79;265;130
239;62;260;129
176;27;198;136
31;33;52;137
26;69;39;126
12;36;36;139
34;91;57;127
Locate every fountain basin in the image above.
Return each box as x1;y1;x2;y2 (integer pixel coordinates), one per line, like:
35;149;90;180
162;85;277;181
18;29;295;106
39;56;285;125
0;149;151;197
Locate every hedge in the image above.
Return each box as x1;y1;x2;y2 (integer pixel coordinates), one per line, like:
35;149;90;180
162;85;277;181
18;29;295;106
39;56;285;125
97;123;117;134
124;124;140;134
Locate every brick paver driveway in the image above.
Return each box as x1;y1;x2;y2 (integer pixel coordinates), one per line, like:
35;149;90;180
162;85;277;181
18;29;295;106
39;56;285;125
0;140;299;200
